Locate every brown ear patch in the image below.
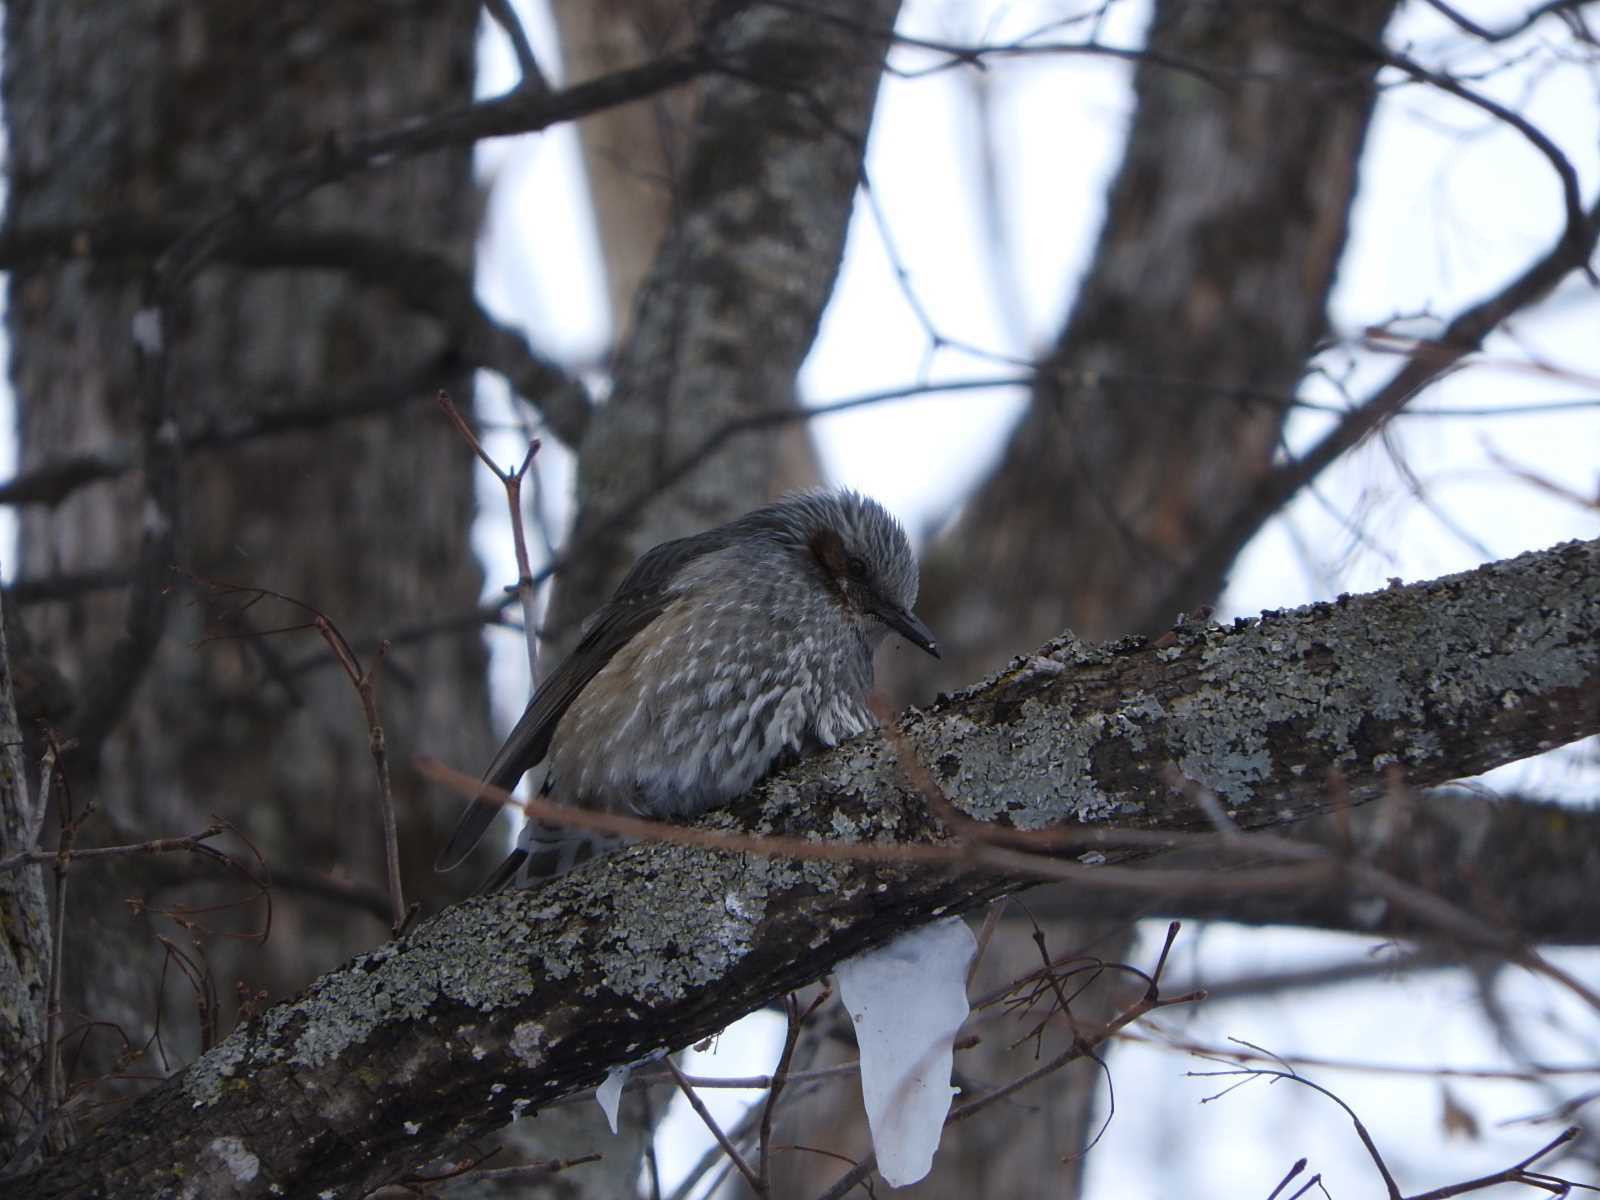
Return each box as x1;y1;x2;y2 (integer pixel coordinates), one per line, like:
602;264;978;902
809;527;851;589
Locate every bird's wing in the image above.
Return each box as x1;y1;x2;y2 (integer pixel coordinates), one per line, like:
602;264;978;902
434;527;741;872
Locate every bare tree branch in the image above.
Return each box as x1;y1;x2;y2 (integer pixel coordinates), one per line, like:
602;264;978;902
1137;186;1600;633
153;38;719;297
1008;787;1600;944
9;537;1597;1199
0;222;591;447
1420;0;1597;43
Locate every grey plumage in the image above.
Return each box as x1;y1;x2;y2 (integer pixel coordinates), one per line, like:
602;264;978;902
437;488;938;892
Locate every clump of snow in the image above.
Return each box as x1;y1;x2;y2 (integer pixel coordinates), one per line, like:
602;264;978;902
836;917;976;1187
596;1064;630;1133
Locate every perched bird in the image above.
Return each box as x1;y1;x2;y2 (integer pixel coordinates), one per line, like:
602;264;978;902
436;488;939;892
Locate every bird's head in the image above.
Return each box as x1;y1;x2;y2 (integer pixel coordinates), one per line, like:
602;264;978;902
772;489;940;658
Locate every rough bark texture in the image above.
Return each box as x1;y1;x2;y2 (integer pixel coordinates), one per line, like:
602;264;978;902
1018;788;1600;942
0;602;54;1167
12;537;1597;1200
550;0;823;512
1024;790;1600;947
2;0;493;1094
545;0;899;653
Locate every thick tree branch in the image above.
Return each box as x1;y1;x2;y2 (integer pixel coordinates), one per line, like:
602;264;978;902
151;39;716;296
12;538;1598;1199
0;223;590;449
1015;789;1600;943
0;352;462;512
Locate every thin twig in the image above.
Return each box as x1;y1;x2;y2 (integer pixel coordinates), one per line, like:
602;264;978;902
1267;1158;1310;1200
666;1100;770;1200
426;749;1600;1014
153;935;219;1053
436;390;544;682
1146;1029;1600;1082
376;1151;599;1196
1404;1125;1579;1199
483;0;550;91
40;753;66;1126
187;576;412;933
22;742;60;860
1484;439;1600;511
759;996;801;1194
1136;185;1600;634
759;988;829;1193
1419;0;1573;42
869;692;971;835
665;1056;764;1195
151;44;714;298
350;638;408;936
0;826;231;875
967;900;1005;988
1329;23;1588;251
419;755;960;869
1191;1055;1588;1200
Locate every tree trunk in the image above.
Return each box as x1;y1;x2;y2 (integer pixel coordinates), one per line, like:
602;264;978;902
3;0;492;1109
547;0;900;652
549;0;823;504
0;598;58;1166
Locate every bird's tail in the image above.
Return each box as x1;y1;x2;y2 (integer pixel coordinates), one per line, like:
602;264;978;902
436;727;545;872
475;848;530;896
436;788;506;872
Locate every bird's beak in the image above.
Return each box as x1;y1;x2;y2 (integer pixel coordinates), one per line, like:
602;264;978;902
883;605;940;658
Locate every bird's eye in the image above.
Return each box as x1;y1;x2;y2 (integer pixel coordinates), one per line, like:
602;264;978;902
846;555;868;578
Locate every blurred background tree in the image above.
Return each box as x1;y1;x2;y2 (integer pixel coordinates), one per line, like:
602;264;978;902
3;0;497;1129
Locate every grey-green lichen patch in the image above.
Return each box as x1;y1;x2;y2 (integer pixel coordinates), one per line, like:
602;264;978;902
1174;740;1273;799
184;900;579;1092
828;810;863;840
1110;694;1166;752
510;1021;547;1067
1037;631;1109;667
186;1027;251;1106
1164;546;1600;796
583;849;803;1000
276;951;444;1068
922;703;1113;828
1406;728;1443;762
1168;616;1376;797
207;1135;259;1182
